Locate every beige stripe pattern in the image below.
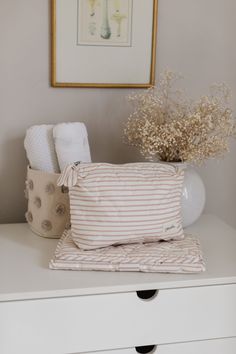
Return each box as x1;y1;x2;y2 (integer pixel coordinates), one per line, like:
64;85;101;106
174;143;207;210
58;162;185;250
49;229;205;273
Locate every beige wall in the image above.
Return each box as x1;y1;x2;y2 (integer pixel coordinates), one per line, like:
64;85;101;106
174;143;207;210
0;0;236;226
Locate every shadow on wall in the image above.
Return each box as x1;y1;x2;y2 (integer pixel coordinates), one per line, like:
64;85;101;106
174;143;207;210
198;144;236;228
82;91;142;164
0;137;28;224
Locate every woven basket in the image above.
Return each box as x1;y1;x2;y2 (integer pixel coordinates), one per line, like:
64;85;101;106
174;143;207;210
25;166;70;238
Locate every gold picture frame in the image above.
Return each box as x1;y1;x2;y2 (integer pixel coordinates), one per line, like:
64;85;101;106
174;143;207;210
51;0;158;88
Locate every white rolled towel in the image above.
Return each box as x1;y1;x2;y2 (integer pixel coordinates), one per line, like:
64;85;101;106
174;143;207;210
53;122;91;171
24;125;60;173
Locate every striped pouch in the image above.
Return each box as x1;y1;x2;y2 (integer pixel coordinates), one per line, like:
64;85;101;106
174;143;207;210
58;162;185;250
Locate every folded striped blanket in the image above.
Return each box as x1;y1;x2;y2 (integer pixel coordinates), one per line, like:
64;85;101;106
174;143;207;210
49;229;205;273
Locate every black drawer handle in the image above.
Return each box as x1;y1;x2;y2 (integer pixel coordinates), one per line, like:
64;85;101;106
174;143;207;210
135;345;157;353
136;289;158;300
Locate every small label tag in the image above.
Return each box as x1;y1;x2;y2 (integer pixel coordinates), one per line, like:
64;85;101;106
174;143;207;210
163;221;178;234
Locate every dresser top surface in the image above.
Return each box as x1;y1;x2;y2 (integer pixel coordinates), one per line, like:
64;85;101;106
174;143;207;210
0;214;236;302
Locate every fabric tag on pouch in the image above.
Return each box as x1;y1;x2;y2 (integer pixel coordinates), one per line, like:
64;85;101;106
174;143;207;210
162;221;179;235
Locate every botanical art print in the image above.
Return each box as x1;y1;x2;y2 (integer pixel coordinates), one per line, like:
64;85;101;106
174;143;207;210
77;0;133;46
51;0;157;87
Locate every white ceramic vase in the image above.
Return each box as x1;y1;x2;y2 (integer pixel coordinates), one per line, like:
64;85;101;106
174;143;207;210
162;162;206;228
179;164;206;228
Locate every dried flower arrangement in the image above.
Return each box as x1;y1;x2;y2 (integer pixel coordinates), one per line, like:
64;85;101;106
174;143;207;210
124;71;236;164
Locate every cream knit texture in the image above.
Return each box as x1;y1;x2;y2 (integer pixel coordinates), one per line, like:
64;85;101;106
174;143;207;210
24;125;60;173
53;122;91;172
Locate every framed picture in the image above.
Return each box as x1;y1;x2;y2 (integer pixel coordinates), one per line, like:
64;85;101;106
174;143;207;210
51;0;158;88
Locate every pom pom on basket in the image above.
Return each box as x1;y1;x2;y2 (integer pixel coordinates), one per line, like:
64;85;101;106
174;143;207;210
25;166;70;238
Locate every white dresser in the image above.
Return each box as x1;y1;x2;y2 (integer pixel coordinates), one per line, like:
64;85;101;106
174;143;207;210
0;214;236;354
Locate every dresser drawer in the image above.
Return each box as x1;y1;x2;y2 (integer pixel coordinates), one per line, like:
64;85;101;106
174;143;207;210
78;337;236;354
1;284;236;354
